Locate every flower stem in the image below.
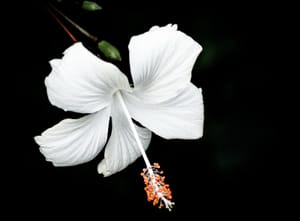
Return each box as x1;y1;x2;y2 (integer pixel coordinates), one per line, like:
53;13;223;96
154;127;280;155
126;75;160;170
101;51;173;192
48;7;77;42
48;3;99;42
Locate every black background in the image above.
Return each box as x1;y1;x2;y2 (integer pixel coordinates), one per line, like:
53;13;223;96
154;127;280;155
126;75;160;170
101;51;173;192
7;0;291;219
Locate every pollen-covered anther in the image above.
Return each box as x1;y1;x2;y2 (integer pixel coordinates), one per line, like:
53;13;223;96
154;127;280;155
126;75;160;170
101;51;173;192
141;163;175;211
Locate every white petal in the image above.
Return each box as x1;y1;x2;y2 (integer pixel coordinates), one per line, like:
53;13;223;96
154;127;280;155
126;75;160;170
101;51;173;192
97;93;152;177
128;24;202;103
123;84;204;139
34;107;110;166
46;42;130;113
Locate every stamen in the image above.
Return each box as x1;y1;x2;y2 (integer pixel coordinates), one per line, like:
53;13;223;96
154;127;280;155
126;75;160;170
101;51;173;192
141;163;175;211
116;92;175;211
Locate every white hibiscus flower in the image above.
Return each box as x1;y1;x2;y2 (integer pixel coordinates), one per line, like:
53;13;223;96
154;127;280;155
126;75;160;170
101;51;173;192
35;24;204;210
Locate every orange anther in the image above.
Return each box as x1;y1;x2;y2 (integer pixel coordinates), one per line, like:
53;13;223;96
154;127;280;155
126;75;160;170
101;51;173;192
141;163;174;211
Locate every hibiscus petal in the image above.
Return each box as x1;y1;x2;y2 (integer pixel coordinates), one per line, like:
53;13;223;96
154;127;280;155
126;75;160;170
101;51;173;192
128;24;202;103
34;107;110;166
46;42;130;113
123;84;204;139
97;93;152;177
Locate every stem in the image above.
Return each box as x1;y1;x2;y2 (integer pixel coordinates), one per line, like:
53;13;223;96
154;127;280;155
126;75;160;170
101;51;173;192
48;3;99;42
115;91;152;169
48;8;77;42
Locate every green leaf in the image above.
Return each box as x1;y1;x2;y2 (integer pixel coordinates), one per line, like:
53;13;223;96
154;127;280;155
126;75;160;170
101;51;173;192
98;40;122;61
82;1;102;11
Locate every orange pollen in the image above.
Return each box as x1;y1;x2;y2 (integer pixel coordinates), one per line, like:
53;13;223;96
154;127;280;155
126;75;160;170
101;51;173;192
140;163;175;211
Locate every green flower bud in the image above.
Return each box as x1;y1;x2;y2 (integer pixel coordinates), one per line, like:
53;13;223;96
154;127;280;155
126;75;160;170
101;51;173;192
98;40;122;61
82;1;102;11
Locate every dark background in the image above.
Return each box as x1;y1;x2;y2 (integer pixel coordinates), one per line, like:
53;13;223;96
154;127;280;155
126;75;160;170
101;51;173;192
7;0;290;219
